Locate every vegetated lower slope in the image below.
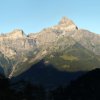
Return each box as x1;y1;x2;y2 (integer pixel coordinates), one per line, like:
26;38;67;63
44;40;100;71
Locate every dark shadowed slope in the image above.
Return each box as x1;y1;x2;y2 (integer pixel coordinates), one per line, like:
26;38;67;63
11;60;85;89
64;68;100;100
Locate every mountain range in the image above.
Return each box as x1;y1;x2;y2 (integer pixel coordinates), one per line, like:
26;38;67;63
0;17;100;87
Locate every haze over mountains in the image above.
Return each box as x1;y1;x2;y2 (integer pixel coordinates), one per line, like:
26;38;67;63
0;16;100;84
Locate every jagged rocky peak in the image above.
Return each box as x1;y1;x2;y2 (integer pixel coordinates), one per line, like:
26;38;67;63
7;29;25;38
59;16;74;25
59;17;78;30
51;16;78;32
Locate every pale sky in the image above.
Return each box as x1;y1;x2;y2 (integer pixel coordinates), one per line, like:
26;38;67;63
0;0;100;34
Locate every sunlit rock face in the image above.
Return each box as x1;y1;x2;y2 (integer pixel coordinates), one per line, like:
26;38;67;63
51;17;78;32
28;17;78;45
0;16;100;78
58;17;78;31
7;29;25;38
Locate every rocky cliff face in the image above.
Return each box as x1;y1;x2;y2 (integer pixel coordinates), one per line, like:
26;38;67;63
0;29;39;77
0;17;100;78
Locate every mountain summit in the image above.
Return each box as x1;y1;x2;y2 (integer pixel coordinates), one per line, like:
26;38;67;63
59;17;76;26
51;17;78;32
